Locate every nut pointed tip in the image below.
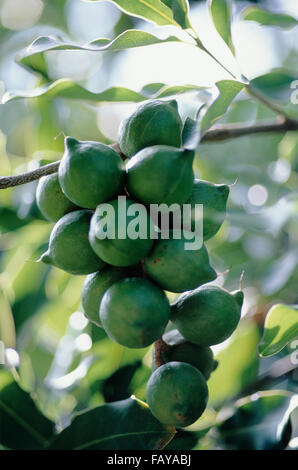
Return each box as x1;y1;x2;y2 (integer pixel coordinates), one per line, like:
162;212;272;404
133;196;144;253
218;184;230;199
39;251;52;265
233;290;244;309
168;99;178;110
65;136;79;148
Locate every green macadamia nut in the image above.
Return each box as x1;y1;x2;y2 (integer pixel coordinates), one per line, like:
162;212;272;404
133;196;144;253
82;267;128;327
127;145;194;207
36;173;77;222
59;137;125;209
40;210;105;275
99;277;170;348
89;198;154;267
171;285;243;346
119;100;183;157
186;179;229;241
153;329;218;380
146;361;209;427
145;231;216;293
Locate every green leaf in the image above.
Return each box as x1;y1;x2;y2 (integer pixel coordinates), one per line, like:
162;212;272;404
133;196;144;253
161;0;191;29
0;291;16;350
50;397;175;450
250;69;298;102
84;0;179;27
139;81;206;99
0;382;54;450
141;82;167;97
102;361;142;402
218;391;296;450
2;79;203;104
242;6;298;29
259;304;298;357
209;0;234;54
154;84;206;98
18;31;182;78
208;321;259;405
200;79;245;134
182;116;200;150
165;428;210;450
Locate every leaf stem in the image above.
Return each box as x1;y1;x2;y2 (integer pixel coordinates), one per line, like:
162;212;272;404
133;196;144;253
246;85;294;121
186;26;238;80
198;42;238;80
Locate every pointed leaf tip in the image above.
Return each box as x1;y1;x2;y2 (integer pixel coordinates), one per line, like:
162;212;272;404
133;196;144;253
209;0;235;55
168;99;178;109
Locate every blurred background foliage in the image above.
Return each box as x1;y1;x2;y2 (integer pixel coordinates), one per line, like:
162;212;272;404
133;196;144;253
0;0;297;450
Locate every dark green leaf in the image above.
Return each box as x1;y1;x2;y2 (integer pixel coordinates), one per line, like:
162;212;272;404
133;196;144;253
242;6;298;29
164;429;202;450
0;382;54;450
164;424;212;450
50;397;175;450
0;207;28;233
201;80;245;134
218;391;296;450
209;0;234;54
162;0;191;29
259;304;298;357
102;361;142;402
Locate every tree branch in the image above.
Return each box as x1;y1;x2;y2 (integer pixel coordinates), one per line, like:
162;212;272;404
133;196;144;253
1;118;297;189
0;161;60;189
201;116;298;142
0;143;125;189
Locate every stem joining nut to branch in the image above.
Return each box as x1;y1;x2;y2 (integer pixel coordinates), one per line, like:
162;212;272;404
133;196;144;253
154;338;169;369
0;118;297;190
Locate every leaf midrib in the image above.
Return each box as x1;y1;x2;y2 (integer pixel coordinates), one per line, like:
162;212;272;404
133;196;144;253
0;399;49;447
56;429;170;450
137;0;179;26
